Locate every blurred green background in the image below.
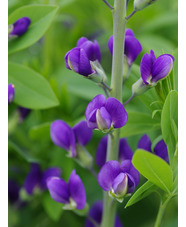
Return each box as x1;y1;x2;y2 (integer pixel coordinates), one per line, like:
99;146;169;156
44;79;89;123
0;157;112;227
8;0;178;226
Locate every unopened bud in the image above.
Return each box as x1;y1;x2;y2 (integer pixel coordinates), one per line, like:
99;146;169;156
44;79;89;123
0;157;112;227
134;0;156;11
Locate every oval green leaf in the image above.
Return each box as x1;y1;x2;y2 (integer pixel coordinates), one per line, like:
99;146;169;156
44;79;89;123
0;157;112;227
132;149;173;193
8;5;58;54
8;62;59;109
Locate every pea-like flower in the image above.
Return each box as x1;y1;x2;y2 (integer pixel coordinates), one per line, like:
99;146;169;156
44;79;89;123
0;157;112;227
47;170;86;210
85;94;128;132
108;29;142;67
138;134;169;163
23;163;61;195
85;201;123;227
98;160;140;202
96;136;133;167
9;17;31;37
8;84;15;104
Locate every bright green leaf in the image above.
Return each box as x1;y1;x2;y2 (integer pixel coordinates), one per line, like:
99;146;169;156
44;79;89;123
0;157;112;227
8;5;58;54
8;62;59;109
161;90;178;164
132;149;173;193
125;181;158;208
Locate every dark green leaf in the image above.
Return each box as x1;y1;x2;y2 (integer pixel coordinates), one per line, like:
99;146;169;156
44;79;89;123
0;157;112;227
8;62;59;109
132;149;173;193
8;5;58;54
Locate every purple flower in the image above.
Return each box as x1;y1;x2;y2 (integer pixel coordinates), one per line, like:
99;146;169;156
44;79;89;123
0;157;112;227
85;201;123;227
65;47;95;77
96;136;133;167
18;107;31;122
9;17;31;37
85;94;128;132
47;170;86;210
50;120;92;157
108;29;142;66
140;50;174;85
77;37;101;62
98;160;140;201
138;134;169;163
24;163;61;195
8;84;15;104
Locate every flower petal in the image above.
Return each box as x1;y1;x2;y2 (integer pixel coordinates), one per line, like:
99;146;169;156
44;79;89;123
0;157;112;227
68;170;86;209
125;36;142;66
8;84;15;104
41;167;61;190
50;120;76;156
138;134;152;152
154;140;169;163
119;138;133;162
105;97;128;128
85;94;106;124
151;54;174;83
47;177;69;204
85;201;103;227
87;109;98;129
24;163;42;195
77;37;88;47
97;160;121;191
11;17;31;36
73;120;93;146
8;179;20;203
112;172;128;195
140;52;154;84
125;29;135;37
96;136;108;167
120;160;140;186
96;107;112;130
108;35;113;55
126;173;136;193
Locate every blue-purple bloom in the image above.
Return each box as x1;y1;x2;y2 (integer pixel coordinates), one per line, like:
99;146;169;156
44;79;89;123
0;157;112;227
85;201;123;227
47;170;86;210
85;94;128;132
9;17;31;37
96;136;133;167
98;160;140;202
140;50;174;85
138;134;169;163
24;163;61;195
8;84;15;104
50;120;92;157
108;29;142;66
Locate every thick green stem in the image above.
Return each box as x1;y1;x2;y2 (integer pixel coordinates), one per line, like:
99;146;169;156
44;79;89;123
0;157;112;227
101;1;127;227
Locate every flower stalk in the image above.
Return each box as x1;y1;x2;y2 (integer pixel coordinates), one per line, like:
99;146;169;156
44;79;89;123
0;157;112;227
101;0;127;227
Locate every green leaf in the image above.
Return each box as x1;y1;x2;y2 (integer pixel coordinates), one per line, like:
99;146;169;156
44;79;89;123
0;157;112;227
132;149;173;193
125;181;158;208
42;193;63;221
29;122;51;141
8;5;58;54
120;111;160;137
8;62;59;109
161;90;178;163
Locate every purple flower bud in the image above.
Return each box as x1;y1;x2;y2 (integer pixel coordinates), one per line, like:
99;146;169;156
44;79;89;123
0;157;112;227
85;94;128;132
96;136;133;167
50;120;76;157
77;37;101;62
140;50;174;85
65;47;95;77
138;135;169;163
85;201;123;227
134;0;157;11
97;160;139;201
47;170;86;210
8;84;15;104
137;134;152;152
24;163;61;195
108;29;142;66
10;17;31;37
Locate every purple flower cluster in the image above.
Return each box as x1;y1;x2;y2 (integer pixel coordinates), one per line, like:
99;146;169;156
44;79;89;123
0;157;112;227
50;120;92;157
85;201;123;227
65;37;101;77
98;160;140;202
47;170;86;210
8;84;15;104
9;17;31;37
108;29;142;67
24;163;61;195
85;94;128;132
138;134;169;163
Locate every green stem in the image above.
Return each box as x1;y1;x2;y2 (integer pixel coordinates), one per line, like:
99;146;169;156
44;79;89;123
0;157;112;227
101;1;127;227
